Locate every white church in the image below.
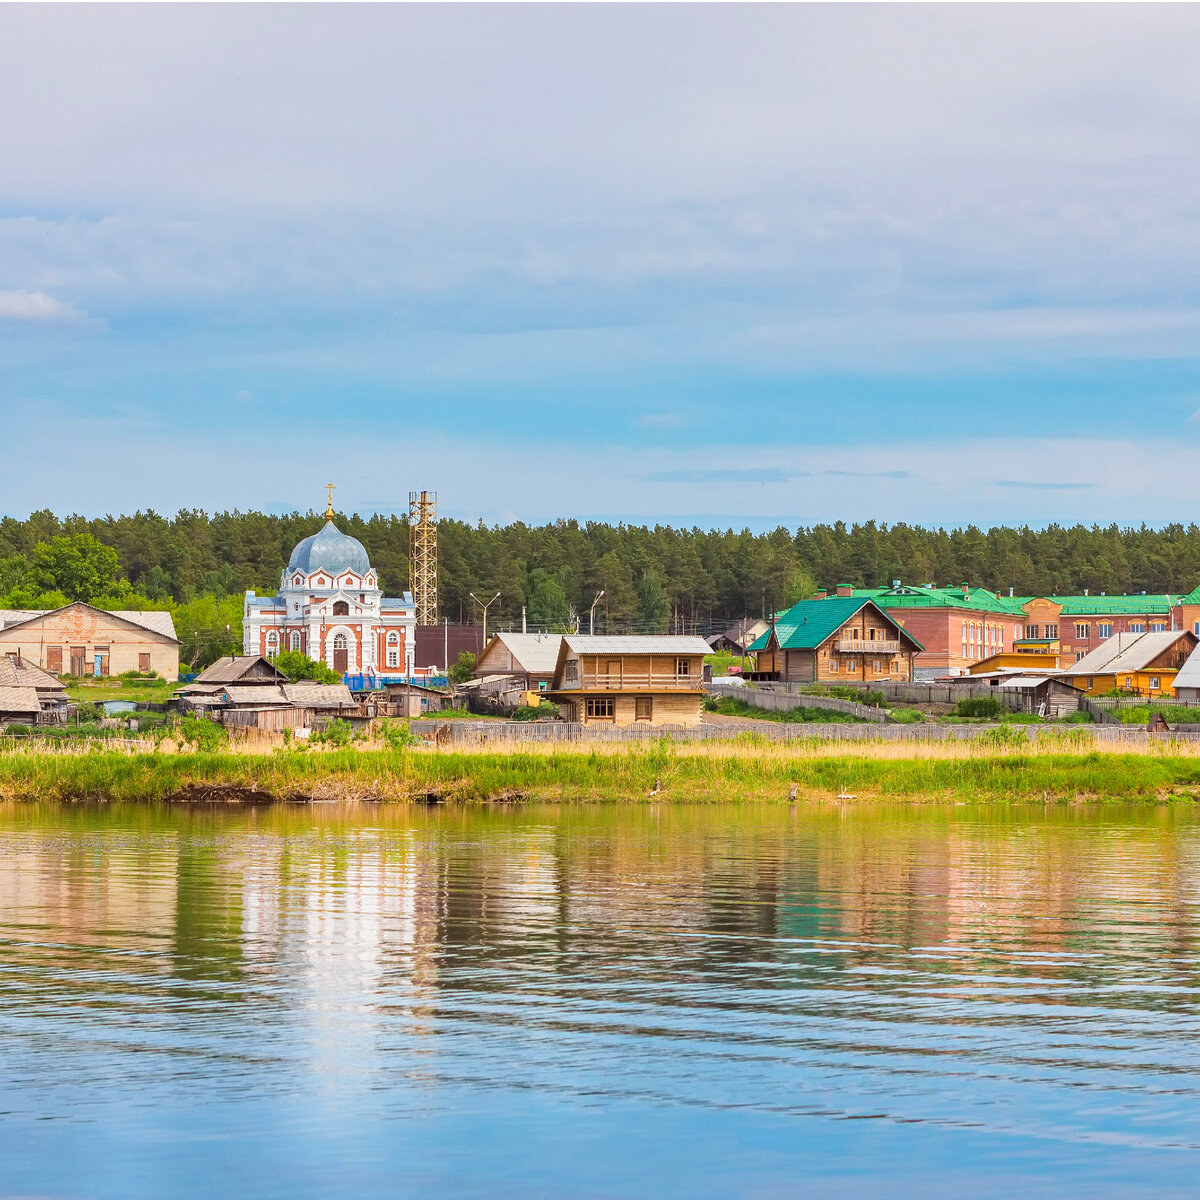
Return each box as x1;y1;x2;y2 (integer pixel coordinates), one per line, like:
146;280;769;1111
244;495;416;678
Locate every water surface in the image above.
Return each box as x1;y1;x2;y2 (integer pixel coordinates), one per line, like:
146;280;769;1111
2;800;1199;1198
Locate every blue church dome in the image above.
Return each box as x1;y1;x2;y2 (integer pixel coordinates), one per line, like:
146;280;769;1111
288;521;371;576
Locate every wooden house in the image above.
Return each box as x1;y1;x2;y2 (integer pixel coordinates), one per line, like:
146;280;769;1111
472;632;562;693
547;635;711;727
747;597;922;684
0;657;70;721
1060;630;1196;696
175;655;286;712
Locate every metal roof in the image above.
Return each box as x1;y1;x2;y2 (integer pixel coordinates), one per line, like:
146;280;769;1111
562;635;712;655
0;604;178;641
0;686;41;713
1062;631;1190;676
478;632;563;675
287;520;371;576
748;597;924;653
1171;645;1200;690
381;595;415;608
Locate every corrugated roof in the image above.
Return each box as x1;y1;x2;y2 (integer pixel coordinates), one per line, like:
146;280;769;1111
748;597;924;653
381;594;414;608
0;604;178;641
478;632;563;675
854;585;1025;615
562;635;712;655
0;686;41;713
1013;594;1179;615
1171;645;1200;690
1062;631;1190;676
282;682;357;708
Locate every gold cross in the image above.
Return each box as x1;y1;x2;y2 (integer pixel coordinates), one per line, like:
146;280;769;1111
324;482;336;520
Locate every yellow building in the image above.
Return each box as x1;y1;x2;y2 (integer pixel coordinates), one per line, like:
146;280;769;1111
1059;630;1195;697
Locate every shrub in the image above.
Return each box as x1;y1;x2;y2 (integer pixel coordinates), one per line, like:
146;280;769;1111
448;651;477;685
313;717;354;747
955;696;1004;719
5;724;31;736
176;714;228;750
888;707;924;724
978;724;1029;748
1059;709;1093;724
512;703;558;722
272;649;341;684
378;718;418;749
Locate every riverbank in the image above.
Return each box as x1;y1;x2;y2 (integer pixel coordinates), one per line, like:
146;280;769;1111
3;739;1200;804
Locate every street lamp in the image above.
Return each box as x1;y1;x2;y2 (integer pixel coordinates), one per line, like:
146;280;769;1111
590;589;605;636
469;591;501;647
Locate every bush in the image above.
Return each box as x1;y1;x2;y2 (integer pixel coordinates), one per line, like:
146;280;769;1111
5;724;31;736
272;649;341;684
978;724;1029;748
955;696;1005;719
448;651;477;685
888;707;925;724
176;714;228;750
313;717;354;747
512;703;558;722
378;718;418;749
1059;709;1093;724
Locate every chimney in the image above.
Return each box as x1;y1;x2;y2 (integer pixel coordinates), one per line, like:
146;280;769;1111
961;582;969;598
836;584;852;598
891;579;901;589
815;589;827;600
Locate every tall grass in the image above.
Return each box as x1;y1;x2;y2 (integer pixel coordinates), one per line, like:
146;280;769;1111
1;737;1200;805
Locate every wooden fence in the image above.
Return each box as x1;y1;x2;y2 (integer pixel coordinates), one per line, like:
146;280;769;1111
737;687;890;722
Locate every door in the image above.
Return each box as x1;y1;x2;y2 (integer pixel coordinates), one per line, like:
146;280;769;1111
70;646;86;676
605;658;621;688
333;633;349;674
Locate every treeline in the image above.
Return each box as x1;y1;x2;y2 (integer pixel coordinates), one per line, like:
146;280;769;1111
5;509;1200;640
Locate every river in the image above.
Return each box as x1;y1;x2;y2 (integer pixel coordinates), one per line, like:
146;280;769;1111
1;801;1198;1198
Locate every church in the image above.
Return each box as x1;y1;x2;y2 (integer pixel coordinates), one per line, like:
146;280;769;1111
243;492;416;678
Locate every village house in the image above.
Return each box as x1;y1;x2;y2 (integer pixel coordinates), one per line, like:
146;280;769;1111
1170;644;1200;701
0;601;179;678
547;635;711;727
472;632;562;693
952;671;1083;717
1059;630;1197;697
748;596;922;684
0;657;71;722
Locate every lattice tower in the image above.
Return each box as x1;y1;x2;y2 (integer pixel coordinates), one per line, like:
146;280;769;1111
409;490;438;625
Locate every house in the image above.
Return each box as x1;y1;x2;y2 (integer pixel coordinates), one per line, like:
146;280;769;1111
707;618;771;656
0;602;179;678
212;682;359;731
748;597;922;684
953;671;1083;717
0;657;70;720
0;687;41;726
547;635;711;727
175;656;287;712
384;680;455;719
967;649;1073;674
472;632;562;692
1060;630;1197;697
1171;645;1200;701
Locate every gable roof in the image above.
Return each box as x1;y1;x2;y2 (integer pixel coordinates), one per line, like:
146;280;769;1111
0;602;178;643
0;686;40;714
0;658;67;692
193;655;286;685
561;635;712;656
477;632;564;675
282;682;357;709
748;597;924;653
1171;645;1200;690
1062;631;1193;676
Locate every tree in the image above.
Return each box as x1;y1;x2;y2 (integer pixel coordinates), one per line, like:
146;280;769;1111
30;533;126;602
173;593;243;669
637;568;671;633
527;568;570;630
272;649;340;684
448;650;476;684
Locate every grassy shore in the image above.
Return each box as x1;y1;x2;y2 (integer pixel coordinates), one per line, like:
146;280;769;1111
2;738;1200;805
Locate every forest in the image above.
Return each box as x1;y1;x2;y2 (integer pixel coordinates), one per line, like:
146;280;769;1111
4;508;1200;665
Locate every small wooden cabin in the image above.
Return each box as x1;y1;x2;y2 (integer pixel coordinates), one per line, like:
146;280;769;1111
472;633;562;692
548;635;711;727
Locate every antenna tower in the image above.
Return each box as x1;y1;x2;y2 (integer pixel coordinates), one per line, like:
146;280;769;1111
409;490;438;625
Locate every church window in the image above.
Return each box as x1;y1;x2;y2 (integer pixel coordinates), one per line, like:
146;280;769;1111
333;601;349;616
289;632;301;652
333;633;347;648
266;632;279;658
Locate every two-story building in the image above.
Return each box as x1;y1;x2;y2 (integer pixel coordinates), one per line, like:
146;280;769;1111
748;596;922;683
1059;630;1196;696
547;635;711;727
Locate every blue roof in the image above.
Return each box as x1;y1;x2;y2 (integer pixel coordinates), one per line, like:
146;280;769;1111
287;520;371;576
381;595;414;608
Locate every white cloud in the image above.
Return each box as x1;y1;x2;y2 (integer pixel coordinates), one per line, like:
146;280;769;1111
0;289;86;324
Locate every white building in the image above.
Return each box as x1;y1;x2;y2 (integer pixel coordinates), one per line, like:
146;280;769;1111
243;507;415;678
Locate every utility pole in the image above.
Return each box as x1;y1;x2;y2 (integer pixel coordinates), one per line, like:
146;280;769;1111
469;591;501;648
590;590;605;636
522;605;527;634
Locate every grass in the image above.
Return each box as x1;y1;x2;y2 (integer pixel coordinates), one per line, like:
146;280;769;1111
704;651;752;677
3;735;1200;805
704;694;869;724
64;676;177;704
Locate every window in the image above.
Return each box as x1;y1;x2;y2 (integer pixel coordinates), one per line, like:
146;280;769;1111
1195;621;1200;637
387;647;399;668
1099;623;1113;638
585;697;615;719
847;659;857;672
565;660;579;682
333;633;347;649
290;632;301;652
1150;676;1161;690
1045;624;1058;639
829;659;839;673
138;653;151;672
1125;677;1133;689
1130;623;1145;633
872;660;881;673
635;697;652;721
1025;624;1039;639
266;632;278;658
1088;677;1094;689
333;600;349;616
675;658;691;677
1151;622;1165;633
1076;623;1089;639
1076;651;1085;662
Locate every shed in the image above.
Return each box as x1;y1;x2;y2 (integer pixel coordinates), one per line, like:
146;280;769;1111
0;686;43;725
472;633;562;691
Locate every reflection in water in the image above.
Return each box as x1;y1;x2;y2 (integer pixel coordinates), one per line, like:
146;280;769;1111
2;801;1200;1198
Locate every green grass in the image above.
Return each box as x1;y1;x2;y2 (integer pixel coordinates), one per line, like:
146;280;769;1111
64;676;177;704
704;651;751;677
2;744;1200;805
704;694;869;724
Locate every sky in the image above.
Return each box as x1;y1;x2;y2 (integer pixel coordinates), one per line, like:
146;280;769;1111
4;4;1200;531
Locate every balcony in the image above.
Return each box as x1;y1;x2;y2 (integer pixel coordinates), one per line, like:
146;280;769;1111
560;672;705;692
835;639;901;654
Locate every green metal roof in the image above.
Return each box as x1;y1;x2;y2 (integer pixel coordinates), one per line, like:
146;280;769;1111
1012;594;1180;615
847;584;1026;615
748;596;924;653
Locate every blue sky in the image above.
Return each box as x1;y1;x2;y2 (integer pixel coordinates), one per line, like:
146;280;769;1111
4;5;1200;529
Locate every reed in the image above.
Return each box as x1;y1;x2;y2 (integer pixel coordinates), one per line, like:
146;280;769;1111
1;737;1200;804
